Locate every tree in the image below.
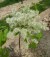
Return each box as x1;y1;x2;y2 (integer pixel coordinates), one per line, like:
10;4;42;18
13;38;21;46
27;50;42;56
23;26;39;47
6;6;49;56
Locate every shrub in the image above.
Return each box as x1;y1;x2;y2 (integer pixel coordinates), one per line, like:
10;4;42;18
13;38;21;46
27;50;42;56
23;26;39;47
6;6;49;48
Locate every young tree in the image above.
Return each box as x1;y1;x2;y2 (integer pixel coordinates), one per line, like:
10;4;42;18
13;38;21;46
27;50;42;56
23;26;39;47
6;6;49;56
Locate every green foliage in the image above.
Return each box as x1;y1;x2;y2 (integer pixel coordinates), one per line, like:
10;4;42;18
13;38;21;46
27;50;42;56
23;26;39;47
29;42;37;48
30;0;50;13
0;47;10;57
41;0;50;7
30;3;46;13
34;32;43;41
30;32;43;40
0;20;9;46
28;32;43;48
0;0;23;8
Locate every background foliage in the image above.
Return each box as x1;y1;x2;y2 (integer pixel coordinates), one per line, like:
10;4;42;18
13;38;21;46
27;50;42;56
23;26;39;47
0;20;9;46
30;0;50;13
0;0;23;8
0;47;10;57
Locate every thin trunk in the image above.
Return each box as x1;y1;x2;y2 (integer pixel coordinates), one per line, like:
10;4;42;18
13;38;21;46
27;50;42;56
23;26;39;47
19;33;22;57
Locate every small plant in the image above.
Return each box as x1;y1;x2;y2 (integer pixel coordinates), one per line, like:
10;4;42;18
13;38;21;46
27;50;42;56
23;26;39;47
6;6;49;49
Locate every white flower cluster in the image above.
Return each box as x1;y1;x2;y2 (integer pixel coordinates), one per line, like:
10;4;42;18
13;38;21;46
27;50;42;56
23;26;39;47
7;28;27;39
6;7;39;29
6;6;49;45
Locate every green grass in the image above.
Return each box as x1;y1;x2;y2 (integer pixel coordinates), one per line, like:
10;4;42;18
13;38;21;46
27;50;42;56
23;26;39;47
30;0;50;13
0;0;22;8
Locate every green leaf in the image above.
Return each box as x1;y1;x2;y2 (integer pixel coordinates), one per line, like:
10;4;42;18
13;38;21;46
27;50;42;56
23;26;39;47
0;30;3;46
24;38;27;42
0;20;9;46
35;32;43;40
0;28;9;46
3;29;8;41
14;32;19;36
29;42;37;48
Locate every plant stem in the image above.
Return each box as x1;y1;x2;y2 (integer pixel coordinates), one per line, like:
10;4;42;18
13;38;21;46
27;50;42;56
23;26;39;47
19;32;22;57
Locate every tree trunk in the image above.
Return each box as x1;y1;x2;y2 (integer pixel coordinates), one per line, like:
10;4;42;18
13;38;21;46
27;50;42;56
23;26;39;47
19;32;22;57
